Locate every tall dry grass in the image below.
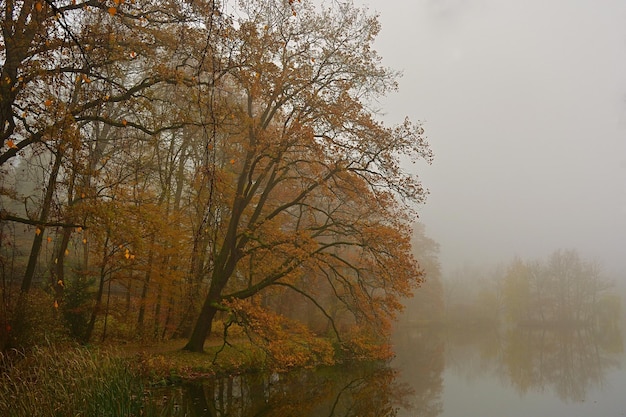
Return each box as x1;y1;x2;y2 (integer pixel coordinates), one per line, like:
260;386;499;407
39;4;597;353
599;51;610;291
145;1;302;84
0;344;145;417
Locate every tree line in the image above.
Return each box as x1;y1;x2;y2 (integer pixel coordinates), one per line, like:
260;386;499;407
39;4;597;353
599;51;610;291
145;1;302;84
0;0;432;358
442;249;620;329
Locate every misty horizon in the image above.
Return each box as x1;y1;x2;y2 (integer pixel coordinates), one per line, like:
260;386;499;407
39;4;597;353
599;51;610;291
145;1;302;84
359;0;626;276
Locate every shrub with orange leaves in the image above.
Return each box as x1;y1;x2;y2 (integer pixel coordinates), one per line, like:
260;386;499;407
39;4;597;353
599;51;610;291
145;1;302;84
224;298;335;370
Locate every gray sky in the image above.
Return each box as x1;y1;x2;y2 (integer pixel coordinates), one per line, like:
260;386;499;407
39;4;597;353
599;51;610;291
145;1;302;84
357;0;626;275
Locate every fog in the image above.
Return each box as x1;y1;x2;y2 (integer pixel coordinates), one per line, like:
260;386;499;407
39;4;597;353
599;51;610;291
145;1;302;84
356;0;626;276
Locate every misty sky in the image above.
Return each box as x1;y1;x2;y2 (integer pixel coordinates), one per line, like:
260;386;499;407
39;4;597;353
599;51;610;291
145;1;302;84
356;0;626;275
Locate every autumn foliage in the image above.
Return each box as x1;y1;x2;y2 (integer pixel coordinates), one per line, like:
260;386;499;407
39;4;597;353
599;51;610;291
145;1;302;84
0;0;432;363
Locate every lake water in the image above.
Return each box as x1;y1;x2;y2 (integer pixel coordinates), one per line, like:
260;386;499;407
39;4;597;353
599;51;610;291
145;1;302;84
393;325;626;417
148;324;626;416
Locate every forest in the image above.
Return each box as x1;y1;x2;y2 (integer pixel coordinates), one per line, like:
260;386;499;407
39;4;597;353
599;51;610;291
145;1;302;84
0;0;434;363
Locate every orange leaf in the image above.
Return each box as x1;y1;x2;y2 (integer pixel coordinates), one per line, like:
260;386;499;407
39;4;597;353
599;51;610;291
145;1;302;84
122;119;128;126
108;7;117;15
35;2;43;12
54;300;59;309
47;236;52;243
7;139;18;149
64;249;69;256
44;99;52;106
35;228;42;236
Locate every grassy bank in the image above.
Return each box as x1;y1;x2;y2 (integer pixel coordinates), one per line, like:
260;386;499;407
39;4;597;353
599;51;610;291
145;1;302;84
0;338;302;417
0;331;380;417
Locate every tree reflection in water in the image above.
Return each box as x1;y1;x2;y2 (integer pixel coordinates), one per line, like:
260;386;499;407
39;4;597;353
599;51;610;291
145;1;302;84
503;325;623;402
146;362;414;417
442;323;623;403
144;323;621;416
391;327;445;417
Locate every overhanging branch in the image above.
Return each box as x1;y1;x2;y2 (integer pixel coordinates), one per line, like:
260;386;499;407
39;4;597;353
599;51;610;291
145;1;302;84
0;212;86;229
272;281;342;343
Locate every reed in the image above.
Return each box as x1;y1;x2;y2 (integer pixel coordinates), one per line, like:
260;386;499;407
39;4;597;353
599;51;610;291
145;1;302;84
0;344;145;417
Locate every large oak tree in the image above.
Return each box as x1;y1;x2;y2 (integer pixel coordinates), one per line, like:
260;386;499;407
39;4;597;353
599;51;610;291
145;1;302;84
183;1;432;352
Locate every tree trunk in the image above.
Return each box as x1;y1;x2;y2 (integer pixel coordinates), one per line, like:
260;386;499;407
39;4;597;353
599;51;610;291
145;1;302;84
50;227;72;302
183;294;219;352
13;149;63;343
136;248;154;335
21;149;64;294
153;283;163;340
83;234;110;343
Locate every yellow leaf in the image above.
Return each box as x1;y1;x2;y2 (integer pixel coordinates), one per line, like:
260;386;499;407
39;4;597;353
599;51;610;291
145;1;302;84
54;300;59;309
76;226;83;232
64;249;69;256
82;238;87;244
108;6;117;15
35;228;41;236
7;139;18;149
57;279;64;287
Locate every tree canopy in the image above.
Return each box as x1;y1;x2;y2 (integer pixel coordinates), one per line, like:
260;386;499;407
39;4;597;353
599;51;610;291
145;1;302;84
1;0;432;360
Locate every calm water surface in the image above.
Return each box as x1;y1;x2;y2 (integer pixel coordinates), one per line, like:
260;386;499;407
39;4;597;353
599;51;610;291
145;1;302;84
393;325;626;417
149;324;625;416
